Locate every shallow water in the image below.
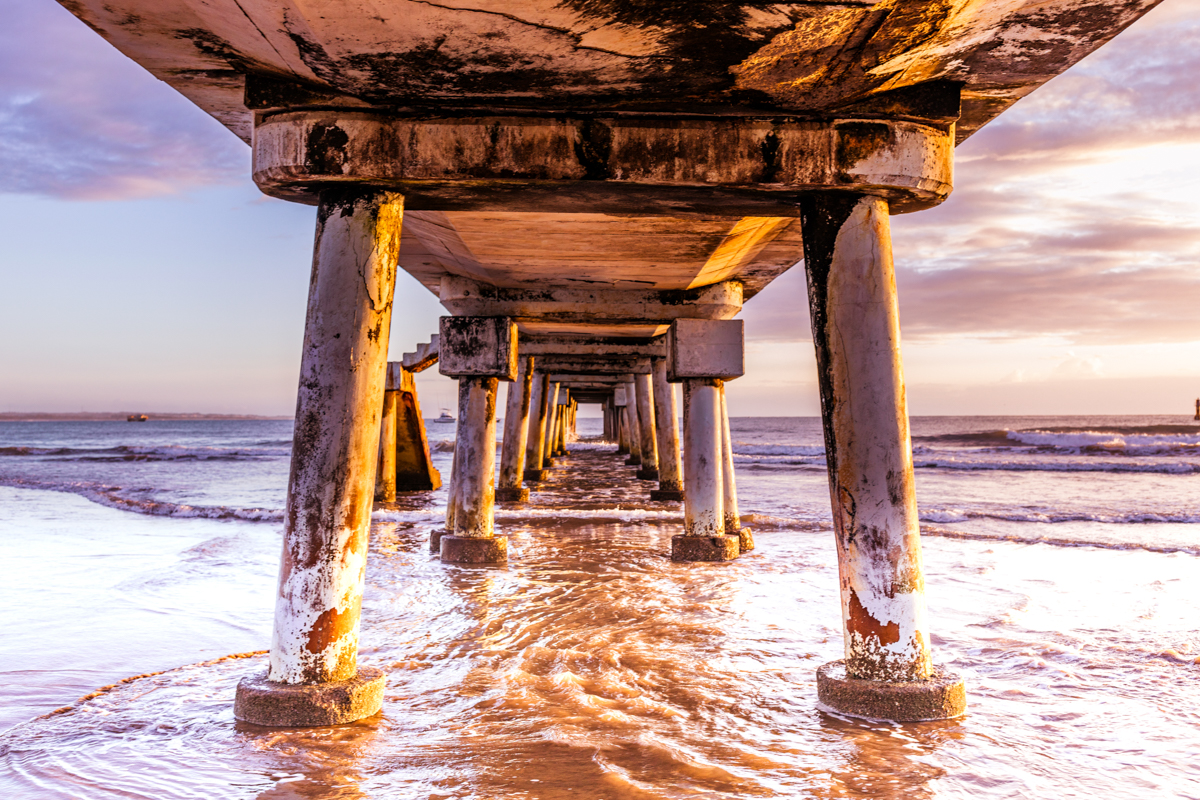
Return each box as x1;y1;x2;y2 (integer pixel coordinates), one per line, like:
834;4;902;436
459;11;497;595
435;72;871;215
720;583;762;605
2;417;1199;798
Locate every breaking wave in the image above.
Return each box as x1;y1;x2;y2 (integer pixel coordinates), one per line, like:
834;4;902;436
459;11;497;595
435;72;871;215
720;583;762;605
0;444;289;462
0;477;285;522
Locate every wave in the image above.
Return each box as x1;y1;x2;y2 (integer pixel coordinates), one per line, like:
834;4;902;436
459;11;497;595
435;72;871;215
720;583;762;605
916;426;1200;456
732;443;826;457
0;444;290;461
920;524;1200;557
920;507;1200;525
0;477;285;522
913;458;1200;475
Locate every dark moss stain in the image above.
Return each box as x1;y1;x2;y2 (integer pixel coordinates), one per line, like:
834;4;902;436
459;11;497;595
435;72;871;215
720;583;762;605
574;119;614;180
305;124;350;176
759;129;781;183
175;28;253;72
798;192;861;493
835;121;897;173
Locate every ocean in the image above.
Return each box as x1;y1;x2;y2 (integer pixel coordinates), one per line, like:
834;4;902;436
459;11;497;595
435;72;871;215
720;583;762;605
1;415;1198;798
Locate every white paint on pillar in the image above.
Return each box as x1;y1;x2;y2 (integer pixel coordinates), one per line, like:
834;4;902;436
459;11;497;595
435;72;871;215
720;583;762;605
652;359;683;490
682;379;723;537
452;377;499;537
805;194;932;682
635;372;658;471
269;190;402;685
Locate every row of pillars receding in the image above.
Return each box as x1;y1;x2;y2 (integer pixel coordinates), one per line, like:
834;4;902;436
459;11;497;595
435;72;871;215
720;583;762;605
234;189;965;730
428;316;753;566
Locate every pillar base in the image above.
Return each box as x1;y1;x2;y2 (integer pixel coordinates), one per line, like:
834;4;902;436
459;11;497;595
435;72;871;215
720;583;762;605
234;668;386;727
625;456;642;466
635;467;660;481
650;488;684;502
732;527;755;552
816;661;966;722
428;528;451;553
616;447;629;455
440;535;508;563
670;534;740;562
523;469;549;483
495;487;530;503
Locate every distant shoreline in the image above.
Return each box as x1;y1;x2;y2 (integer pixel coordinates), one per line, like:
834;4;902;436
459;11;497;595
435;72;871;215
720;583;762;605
0;413;292;422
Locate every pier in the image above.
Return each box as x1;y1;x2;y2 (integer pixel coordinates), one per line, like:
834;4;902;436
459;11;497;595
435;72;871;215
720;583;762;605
52;0;1164;728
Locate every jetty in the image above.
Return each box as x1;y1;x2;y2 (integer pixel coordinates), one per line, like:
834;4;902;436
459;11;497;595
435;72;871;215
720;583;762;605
55;0;1164;727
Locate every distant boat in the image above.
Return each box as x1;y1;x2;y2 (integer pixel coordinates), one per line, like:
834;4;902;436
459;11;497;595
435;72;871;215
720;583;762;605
436;409;455;423
127;414;148;422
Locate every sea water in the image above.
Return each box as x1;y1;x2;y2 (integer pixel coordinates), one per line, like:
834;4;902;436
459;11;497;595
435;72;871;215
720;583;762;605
0;415;1198;798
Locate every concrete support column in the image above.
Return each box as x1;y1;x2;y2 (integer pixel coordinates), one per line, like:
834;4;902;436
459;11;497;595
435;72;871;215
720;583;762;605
436;316;517;564
393;365;441;492
615;386;630;454
524;372;550;482
497;356;534;503
672;379;738;561
624;379;642;466
235;189;401;727
650;358;683;501
375;388;397;504
545;383;561;465
801;193;964;721
719;384;753;552
634;372;659;481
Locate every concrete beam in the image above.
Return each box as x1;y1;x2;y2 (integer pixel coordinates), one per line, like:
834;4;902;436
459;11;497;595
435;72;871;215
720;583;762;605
519;336;666;359
439;277;742;325
400;335;439;373
534;356;652;376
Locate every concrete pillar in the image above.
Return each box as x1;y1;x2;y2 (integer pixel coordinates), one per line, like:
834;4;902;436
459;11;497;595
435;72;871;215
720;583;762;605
634;372;659;481
437;316;517;564
545;383;561;463
235;189;400;727
801;193;964;721
614;386;630;454
497;356;534;503
624;379;642;466
719;384;753;552
650;359;683;501
524;372;550;482
375;388;397;503
673;379;738;561
393;366;441;492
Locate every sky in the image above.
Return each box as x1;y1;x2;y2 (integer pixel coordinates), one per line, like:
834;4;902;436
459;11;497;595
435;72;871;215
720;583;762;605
2;0;1200;416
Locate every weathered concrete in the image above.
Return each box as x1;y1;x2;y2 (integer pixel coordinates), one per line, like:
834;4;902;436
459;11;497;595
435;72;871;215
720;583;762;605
673;378;739;562
523;371;550;483
443;376;503;563
391;365;441;492
624;379;642;467
801;193;940;695
438;317;517;381
817;661;966;723
720;385;754;553
668;320;745;381
235;667;386;728
400;335;439;373
650;359;684;502
634;373;659;481
375;386;397;504
497;356;534;503
545;383;561;464
239;189;400;729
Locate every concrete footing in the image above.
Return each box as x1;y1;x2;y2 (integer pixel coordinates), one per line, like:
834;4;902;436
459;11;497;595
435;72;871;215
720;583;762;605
234;667;386;727
734;527;755;552
495;487;530;503
816;661;966;722
625;456;641;466
636;467;659;481
523;468;549;482
440;535;508;563
428;528;447;552
650;488;684;502
671;534;740;562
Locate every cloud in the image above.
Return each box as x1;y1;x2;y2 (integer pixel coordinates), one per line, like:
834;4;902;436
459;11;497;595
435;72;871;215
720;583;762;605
0;0;245;199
